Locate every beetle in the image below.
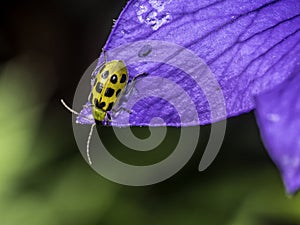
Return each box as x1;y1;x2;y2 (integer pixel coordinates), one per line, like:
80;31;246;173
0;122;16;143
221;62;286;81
61;50;147;164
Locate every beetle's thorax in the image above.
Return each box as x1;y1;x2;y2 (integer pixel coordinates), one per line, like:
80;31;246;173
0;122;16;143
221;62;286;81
92;107;106;122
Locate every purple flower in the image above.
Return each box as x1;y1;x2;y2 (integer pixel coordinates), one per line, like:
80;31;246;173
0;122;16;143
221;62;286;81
256;68;300;194
78;0;300;193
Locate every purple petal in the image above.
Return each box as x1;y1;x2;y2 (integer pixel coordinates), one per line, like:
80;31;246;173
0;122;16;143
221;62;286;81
78;0;300;126
76;103;94;125
255;68;300;194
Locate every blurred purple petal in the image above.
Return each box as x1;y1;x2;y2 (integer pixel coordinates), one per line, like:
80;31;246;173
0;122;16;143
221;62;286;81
255;68;300;194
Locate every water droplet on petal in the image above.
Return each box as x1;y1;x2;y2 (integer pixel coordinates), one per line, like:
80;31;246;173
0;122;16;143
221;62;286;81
267;113;280;122
283;155;300;169
138;44;152;57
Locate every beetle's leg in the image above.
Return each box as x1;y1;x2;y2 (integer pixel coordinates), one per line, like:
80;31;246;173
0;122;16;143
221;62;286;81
91;49;108;79
102;48;107;63
100;113;111;126
111;107;131;114
87;92;92;103
125;72;148;96
106;112;112;121
110;73;148;118
111;105;134;119
133;72;148;80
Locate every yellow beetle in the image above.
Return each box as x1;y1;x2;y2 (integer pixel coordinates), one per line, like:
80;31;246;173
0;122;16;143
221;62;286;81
91;59;129;124
61;50;147;164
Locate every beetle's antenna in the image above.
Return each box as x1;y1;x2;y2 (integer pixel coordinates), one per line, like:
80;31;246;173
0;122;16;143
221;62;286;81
87;123;95;164
61;99;81;116
60;99;94;122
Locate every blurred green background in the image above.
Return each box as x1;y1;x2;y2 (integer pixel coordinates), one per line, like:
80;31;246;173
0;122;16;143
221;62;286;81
1;1;300;225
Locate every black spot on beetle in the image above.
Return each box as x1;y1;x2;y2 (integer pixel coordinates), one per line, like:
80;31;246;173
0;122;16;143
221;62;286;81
110;74;118;84
104;88;115;97
96;82;103;93
97;101;106;109
95;119;101;125
102;70;109;79
94;98;98;106
106;102;114;111
120;74;127;83
116;89;121;97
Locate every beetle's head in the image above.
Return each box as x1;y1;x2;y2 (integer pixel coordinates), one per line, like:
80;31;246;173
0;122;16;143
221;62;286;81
92;107;106;124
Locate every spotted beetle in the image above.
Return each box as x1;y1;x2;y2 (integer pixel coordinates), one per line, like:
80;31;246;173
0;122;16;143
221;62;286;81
61;50;147;164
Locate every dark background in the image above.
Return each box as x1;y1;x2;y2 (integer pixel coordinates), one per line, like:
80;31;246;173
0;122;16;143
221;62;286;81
1;1;300;225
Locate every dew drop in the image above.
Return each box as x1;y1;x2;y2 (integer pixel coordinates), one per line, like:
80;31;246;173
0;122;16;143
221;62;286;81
267;113;280;122
283;155;299;168
138;44;152;57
